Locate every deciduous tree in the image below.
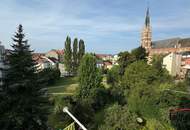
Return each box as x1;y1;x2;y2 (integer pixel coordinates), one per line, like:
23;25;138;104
78;54;102;99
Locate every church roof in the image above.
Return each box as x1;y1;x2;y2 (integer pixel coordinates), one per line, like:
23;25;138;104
179;38;190;47
152;37;190;49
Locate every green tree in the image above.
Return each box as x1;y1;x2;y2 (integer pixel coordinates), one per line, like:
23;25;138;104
151;54;164;71
98;104;141;130
121;60;177;129
39;68;60;85
106;65;120;86
78;39;85;64
78;54;102;99
64;36;72;75
72;38;78;74
151;55;172;82
118;51;135;75
131;46;147;61
122;61;158;89
0;25;48;130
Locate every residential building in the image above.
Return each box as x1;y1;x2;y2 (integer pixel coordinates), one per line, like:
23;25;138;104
181;52;190;78
45;49;64;62
104;61;113;70
32;53;57;72
96;60;104;68
163;53;182;77
112;54;119;65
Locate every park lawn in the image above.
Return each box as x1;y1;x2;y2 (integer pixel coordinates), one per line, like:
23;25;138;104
51;76;78;87
48;75;109;94
48;77;78;94
102;75;110;89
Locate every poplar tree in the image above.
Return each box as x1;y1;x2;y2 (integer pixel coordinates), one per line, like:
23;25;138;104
0;25;48;130
72;38;78;74
78;39;85;64
78;54;102;98
64;36;72;75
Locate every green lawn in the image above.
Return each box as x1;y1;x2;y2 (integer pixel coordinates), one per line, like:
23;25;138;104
102;75;110;88
48;77;78;95
47;75;109;94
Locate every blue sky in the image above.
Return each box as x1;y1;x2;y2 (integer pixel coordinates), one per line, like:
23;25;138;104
0;0;190;54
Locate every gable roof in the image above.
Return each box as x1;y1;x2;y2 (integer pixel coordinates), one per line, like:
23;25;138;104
96;54;112;59
179;38;190;47
55;50;64;55
46;49;64;56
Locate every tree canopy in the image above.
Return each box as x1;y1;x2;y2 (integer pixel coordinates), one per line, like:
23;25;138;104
78;53;102;99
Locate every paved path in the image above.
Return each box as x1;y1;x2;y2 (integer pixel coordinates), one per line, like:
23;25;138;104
48;92;73;95
47;85;65;89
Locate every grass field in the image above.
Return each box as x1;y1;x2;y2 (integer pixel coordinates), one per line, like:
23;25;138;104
48;77;78;95
47;75;109;95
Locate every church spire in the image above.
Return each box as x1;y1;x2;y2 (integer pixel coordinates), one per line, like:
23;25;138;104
141;6;152;52
145;7;150;27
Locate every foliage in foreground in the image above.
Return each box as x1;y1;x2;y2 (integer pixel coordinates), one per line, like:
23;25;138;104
98;104;141;130
49;47;190;130
0;25;48;130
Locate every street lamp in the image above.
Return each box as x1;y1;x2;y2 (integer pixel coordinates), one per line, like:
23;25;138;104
63;107;87;130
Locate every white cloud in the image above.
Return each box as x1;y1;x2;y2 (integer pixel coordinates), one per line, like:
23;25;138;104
0;0;190;53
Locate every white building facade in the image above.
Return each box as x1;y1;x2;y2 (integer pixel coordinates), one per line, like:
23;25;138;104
163;53;182;77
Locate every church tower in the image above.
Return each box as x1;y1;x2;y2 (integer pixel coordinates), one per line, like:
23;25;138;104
141;7;152;52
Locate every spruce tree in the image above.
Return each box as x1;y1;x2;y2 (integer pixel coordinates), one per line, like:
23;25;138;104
64;36;72;75
78;39;85;64
72;38;78;74
0;25;48;130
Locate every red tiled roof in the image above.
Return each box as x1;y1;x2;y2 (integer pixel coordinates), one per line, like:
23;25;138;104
104;61;112;66
32;53;46;63
96;54;112;58
184;58;190;65
55;50;64;55
32;55;49;64
48;49;64;55
47;49;64;55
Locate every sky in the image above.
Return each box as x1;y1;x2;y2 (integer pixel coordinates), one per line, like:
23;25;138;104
0;0;190;54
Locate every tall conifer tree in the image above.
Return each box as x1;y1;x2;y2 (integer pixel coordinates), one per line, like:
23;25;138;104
64;36;72;75
78;39;85;64
72;38;78;74
0;25;48;130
